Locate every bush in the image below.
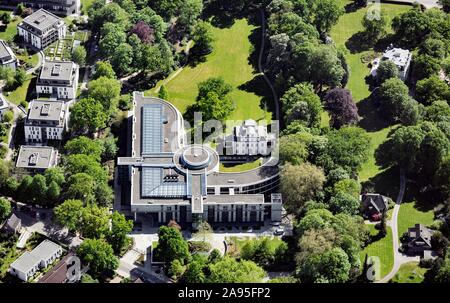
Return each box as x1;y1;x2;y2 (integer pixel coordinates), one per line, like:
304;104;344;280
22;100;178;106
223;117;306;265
188;241;211;253
20;100;28;109
2;110;13;123
0;145;7;159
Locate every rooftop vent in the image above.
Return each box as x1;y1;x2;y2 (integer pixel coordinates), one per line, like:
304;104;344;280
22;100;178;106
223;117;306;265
41;104;50;116
29;152;39;165
51;65;61;76
34;15;47;25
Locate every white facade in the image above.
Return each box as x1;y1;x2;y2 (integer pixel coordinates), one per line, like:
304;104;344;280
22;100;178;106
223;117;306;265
0;40;18;70
9;240;63;282
17;9;66;50
371;46;412;81
228;120;275;156
36;61;79;100
24;100;68;143
0;94;9;121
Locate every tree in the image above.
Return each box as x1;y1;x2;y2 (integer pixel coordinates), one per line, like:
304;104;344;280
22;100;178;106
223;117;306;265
379;209;387;237
159;85;169;100
168;259;186;280
392;8;431;47
16;3;25;16
0;197;11;221
70;98;109;133
110;43;134;75
324;88;359;128
281;83;322;128
47;181;61;204
280;163;326;214
101;136;118;160
88;77;121;112
54;199;84;232
2;110;13;123
77;238;119;279
297;247;351;283
376;78;420;125
44;167;65;186
317;127;371;173
362;10;387;42
99;23;127;58
416;76;450;105
279;132;310;165
29;175;48;205
413;54;442;80
332;179;361;199
72;46;87;66
129;21;155;44
207;257;266;283
439;0;450;12
95;181;114;207
193;220;213;242
194;77;234;121
192;21;215;56
17;175;33;203
14;69;27;87
65;154;107;182
177;0;203;31
108;211;133;254
376;60;398;84
310;0;344;34
66;173;96;204
183;260;206;283
329;192;360;215
80;205;110;239
419;37;447;59
93;61;116;79
240;238;275;268
155;226;190;265
65;136;104;162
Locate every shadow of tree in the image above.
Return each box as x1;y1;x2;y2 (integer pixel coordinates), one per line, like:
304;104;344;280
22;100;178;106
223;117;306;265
345;1;366;13
345;32;372;54
237;74;275;119
361;166;400;199
357;96;391;132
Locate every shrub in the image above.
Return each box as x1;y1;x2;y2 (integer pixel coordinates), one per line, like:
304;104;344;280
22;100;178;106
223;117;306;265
188;241;211;253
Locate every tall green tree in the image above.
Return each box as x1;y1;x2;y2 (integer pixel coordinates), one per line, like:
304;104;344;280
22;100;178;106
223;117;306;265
77;238;119;279
108;211;133;254
155;226;190;265
70;98;109;133
54;199;84;232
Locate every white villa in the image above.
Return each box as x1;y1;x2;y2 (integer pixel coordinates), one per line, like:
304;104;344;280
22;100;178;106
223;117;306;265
371;45;412;81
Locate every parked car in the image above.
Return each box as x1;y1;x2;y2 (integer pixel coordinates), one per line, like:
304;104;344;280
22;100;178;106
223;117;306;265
271;221;281;226
273;228;284;236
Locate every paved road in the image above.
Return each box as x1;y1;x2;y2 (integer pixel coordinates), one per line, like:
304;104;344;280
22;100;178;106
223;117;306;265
381;0;440;9
377;169;420;283
25;51;44;75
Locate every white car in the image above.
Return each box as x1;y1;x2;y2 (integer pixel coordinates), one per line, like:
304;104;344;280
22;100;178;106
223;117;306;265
273;228;284;236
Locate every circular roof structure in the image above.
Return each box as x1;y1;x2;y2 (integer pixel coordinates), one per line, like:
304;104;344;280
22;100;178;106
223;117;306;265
174;144;219;174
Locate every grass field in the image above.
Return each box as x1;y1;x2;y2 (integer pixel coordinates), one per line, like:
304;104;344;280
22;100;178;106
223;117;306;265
391;262;427;283
227;236;284;256
397;201;435;238
4;76;34;105
360;224;394;280
80;0;95;15
146;19;272;123
17;53;39;68
219;158;261;172
330;1;411;182
0;12;21;42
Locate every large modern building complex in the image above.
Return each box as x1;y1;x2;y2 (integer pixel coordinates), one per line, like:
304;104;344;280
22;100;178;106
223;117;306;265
118;92;282;228
0;0;79;16
24;99;68;143
17;9;66;50
36;60;79;99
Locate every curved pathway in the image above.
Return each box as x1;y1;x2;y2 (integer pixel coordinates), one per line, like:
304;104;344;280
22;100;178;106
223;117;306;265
25;51;44;75
377;169;419;283
258;8;279;122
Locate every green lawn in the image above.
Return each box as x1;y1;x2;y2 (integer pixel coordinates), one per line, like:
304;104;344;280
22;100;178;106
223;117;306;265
80;0;95;15
146;19;273;123
219;158;261;172
360;225;394;280
330;1;411;182
0;12;21;42
4;76;34;105
227;236;284;256
397;201;435;238
391;262;427;283
17;53;39;68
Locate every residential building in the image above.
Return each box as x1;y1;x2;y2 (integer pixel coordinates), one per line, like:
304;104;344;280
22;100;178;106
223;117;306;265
2;213;22;234
117;92;282;229
9;240;63;282
0;1;80;16
220;119;276;157
0;94;10;121
15;145;58;172
24;99;68;143
403;224;436;257
38;252;74;283
17;9;66;50
361;193;389;221
0;39;18;70
371;45;412;81
36;60;79;99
